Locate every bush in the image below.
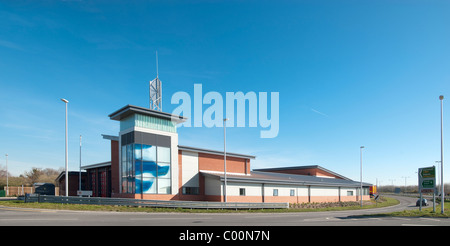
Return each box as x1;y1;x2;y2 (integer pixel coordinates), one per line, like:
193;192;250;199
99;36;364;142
289;201;362;209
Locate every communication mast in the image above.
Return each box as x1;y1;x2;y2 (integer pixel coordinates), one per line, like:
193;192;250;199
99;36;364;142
149;51;162;111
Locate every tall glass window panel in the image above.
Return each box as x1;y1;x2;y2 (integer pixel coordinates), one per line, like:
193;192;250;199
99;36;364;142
158;178;171;194
157;162;170;179
142;144;156;162
142;161;157;194
121;145;127;193
126;144;133;193
157;146;171;163
142;145;157;194
142;176;156;194
134;144;142;194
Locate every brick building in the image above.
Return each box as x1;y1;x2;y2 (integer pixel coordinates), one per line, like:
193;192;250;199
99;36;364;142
73;104;371;203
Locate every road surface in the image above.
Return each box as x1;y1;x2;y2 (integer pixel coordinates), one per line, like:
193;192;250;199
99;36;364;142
0;195;448;226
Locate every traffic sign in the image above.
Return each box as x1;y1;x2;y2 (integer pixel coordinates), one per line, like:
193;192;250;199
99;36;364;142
420;167;435;178
422;179;434;188
418;166;436;193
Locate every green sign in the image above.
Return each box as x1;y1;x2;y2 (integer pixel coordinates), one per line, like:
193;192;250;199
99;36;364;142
418;166;436;193
422;179;434;188
420;167;435;178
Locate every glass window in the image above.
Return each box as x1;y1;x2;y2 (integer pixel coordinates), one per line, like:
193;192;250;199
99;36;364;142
134;144;142;160
135;174;141;194
142;161;157;178
157;146;171;163
273;189;278;196
158;178;171;194
127;144;134;193
157;162;170;179
121;142;172;195
142;145;156;162
290;189;295;196
121;145;127;193
142;176;156;194
240;188;246;196
134;144;142;194
182;187;199;195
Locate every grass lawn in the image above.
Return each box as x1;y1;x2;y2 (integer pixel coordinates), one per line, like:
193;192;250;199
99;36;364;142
381;201;450;218
0;196;399;213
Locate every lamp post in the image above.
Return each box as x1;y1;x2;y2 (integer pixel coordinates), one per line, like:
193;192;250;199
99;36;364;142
439;95;444;213
5;154;8;196
61;98;69;197
223;118;229;203
79;135;82;195
360;146;364;207
435;161;441;192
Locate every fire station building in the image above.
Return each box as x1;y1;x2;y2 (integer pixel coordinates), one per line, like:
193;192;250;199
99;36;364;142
72;104;371;203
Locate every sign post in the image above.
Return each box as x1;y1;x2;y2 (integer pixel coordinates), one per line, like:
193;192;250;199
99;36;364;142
418;166;436;212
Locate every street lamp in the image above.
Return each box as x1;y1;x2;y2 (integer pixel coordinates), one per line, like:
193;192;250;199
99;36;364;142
439;95;444;213
79;135;82;195
360;146;364;207
223;118;229;203
5;154;8;196
61;98;69;197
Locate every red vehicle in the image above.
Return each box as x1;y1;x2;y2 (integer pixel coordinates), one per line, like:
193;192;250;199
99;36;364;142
369;185;377;197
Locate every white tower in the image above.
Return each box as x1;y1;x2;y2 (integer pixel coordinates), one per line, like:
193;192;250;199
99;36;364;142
149;51;162;111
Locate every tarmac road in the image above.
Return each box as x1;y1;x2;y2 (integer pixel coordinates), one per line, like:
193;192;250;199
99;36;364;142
0;195;448;226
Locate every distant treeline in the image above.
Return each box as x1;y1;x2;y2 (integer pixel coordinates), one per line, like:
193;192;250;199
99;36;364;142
0;166;63;188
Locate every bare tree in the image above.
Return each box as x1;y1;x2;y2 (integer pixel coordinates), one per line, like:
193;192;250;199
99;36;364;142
24;167;43;185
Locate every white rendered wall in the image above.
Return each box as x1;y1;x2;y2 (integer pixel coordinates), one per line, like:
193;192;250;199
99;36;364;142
181;151;199;187
310;186;339;197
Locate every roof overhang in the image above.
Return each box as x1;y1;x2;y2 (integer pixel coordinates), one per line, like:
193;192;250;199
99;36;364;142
81;161;111;170
201;171;372;188
109;104;187;124
102;134;119;141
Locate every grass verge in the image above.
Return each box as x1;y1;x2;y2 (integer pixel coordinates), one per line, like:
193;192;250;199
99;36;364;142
375;201;450;218
0;196;398;213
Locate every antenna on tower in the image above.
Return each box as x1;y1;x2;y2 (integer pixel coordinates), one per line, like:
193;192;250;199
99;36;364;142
156;50;158;79
149;51;162;111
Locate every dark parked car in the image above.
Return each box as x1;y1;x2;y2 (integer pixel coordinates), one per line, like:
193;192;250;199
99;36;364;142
416;198;428;206
33;183;55;195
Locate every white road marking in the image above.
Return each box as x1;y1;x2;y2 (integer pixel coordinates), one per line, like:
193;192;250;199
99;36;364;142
401;224;436;226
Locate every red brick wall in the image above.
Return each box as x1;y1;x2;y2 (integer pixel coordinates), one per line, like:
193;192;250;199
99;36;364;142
58;174;87;196
111;140;120;196
198;153;248;174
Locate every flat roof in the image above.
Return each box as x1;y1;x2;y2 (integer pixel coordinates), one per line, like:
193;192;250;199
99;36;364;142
55;171;86;182
81;161;111;170
201;170;372;188
102;134;119;141
109;104;187;124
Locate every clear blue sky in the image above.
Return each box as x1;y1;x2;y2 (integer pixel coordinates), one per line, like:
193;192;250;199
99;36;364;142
1;0;449;187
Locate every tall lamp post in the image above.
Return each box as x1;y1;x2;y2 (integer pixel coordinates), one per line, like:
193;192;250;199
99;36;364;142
79;135;82;195
223;118;229;203
439;95;444;213
360;146;365;207
5;154;8;196
61;98;69;197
